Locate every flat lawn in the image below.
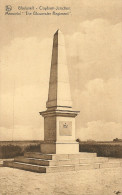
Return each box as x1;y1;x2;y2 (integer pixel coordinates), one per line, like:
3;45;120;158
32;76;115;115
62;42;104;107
0;167;122;195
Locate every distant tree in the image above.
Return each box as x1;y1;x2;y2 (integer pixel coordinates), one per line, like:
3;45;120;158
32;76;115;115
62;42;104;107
113;138;122;142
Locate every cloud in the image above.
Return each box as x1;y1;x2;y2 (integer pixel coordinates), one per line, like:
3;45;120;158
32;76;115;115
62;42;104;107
76;120;122;141
66;19;122;140
74;78;122;126
66;19;122;84
67;19;122;57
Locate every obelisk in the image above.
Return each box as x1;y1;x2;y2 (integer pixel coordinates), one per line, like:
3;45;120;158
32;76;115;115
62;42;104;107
40;30;80;154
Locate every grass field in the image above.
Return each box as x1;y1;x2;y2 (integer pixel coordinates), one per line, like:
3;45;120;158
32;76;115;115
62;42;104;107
79;142;122;158
0;141;122;158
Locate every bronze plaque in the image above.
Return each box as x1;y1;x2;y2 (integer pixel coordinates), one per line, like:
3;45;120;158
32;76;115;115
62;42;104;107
59;121;72;136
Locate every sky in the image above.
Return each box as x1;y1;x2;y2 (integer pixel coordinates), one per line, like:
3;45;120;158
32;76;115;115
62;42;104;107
0;0;122;141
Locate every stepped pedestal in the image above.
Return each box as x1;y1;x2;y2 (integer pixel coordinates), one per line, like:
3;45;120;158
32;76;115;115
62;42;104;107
3;152;122;173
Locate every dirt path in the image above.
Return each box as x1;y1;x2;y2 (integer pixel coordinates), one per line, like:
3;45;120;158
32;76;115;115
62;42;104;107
0;167;122;195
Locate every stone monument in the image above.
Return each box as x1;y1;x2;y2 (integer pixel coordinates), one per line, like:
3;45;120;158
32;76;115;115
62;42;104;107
39;30;80;154
4;30;120;173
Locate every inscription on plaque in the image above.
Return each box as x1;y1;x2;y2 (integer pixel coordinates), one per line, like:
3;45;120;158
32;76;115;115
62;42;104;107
59;121;72;136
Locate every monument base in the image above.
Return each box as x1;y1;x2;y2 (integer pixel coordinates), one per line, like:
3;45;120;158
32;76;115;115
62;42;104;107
40;142;79;154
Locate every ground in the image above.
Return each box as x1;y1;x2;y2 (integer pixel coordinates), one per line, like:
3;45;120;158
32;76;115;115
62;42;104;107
0;166;122;195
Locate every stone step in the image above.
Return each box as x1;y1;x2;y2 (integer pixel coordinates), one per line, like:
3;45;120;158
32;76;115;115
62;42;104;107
24;152;68;160
3;160;122;173
15;156;50;166
3;161;46;173
14;156;108;167
3;160;95;173
0;159;14;167
24;152;97;160
76;162;122;170
46;163;101;173
46;161;121;173
98;162;122;168
79;157;108;164
57;157;108;165
51;159;76;166
67;153;97;159
15;156;71;166
46;165;75;173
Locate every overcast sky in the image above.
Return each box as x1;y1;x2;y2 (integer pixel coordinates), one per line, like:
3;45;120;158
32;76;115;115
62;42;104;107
0;0;122;141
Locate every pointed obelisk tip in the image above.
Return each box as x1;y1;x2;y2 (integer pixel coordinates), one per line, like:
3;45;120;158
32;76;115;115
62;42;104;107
54;29;63;35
